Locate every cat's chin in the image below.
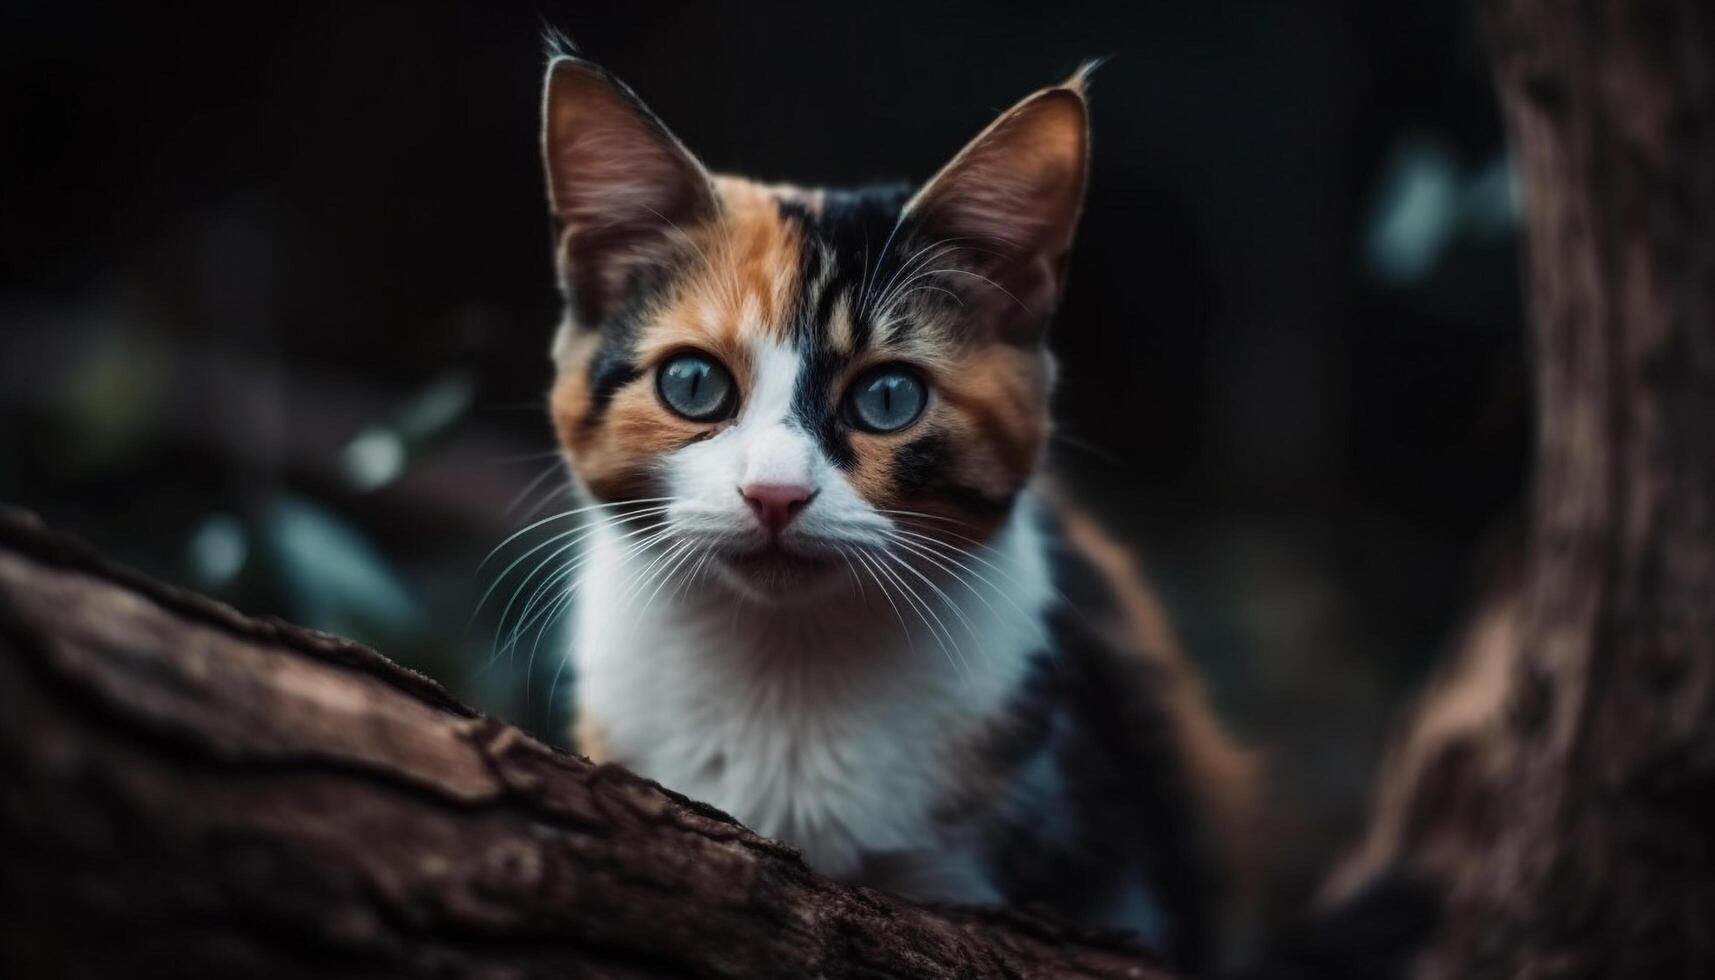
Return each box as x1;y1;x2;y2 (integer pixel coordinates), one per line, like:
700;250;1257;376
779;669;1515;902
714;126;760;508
708;544;848;605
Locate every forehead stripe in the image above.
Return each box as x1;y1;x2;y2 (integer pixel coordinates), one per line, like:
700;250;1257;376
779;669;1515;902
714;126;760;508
792;344;857;469
774;185;917;469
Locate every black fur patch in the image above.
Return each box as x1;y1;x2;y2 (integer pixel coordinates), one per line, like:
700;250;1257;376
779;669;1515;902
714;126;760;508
889;433;948;495
583;347;641;433
969;514;1217;972
793;343;857;469
977;650;1060;773
576;255;679;434
798;184;917;351
777;184;915;466
891;434;1015;516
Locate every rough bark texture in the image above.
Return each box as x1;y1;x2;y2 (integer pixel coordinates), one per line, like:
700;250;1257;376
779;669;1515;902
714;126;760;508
0;508;1171;980
1335;2;1715;978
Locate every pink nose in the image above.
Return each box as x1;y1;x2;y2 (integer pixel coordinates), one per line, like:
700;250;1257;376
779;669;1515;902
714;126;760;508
740;482;814;533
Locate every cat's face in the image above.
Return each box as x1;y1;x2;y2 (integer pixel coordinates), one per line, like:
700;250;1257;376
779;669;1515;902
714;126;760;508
541;58;1087;602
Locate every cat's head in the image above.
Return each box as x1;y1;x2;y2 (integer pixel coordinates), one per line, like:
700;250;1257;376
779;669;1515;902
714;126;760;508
541;56;1088;602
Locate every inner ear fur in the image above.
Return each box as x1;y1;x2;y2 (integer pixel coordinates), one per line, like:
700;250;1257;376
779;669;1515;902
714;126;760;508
542;57;717;327
903;77;1090;343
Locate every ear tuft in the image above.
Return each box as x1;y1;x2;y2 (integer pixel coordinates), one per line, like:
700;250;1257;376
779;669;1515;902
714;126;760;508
542;57;715;327
1062;56;1109;96
541;23;580;61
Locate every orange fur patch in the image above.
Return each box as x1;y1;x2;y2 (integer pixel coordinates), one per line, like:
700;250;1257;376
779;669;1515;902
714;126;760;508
935;344;1051;478
552;176;814;498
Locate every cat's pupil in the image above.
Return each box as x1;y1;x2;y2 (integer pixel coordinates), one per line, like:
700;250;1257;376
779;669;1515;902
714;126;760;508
658;353;734;421
849;368;926;433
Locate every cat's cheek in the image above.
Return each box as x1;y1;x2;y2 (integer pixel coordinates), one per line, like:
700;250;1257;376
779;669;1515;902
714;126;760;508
849;416;1033;540
549;347;597;450
554;377;705;502
842;436;899;511
935;347;1051;477
937;411;1043;504
836;427;964;527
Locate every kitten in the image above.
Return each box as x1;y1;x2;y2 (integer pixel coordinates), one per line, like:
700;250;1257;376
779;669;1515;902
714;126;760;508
537;51;1257;969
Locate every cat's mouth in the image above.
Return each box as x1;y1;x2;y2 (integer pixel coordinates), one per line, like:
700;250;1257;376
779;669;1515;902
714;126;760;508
726;542;835;574
715;541;841;597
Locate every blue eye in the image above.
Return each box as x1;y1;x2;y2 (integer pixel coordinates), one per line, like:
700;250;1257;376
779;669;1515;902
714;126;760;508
847;367;928;433
656;352;736;421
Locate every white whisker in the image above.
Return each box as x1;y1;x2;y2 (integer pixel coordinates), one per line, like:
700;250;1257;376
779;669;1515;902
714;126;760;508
500;459;566;523
491;519;674;668
478;497;676;572
886;532;1008;621
866;238;972;322
842;545;914;653
857;547;965;679
877;547;980;672
477;506;672;631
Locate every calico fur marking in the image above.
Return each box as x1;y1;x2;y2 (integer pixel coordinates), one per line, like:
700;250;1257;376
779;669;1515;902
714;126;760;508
548;163;1051;527
535;51;1256;971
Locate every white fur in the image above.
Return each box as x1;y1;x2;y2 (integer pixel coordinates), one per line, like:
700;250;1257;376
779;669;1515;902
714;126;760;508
567;339;1054;893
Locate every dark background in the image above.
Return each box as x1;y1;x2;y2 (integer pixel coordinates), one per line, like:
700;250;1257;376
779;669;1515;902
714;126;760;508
0;0;1526;926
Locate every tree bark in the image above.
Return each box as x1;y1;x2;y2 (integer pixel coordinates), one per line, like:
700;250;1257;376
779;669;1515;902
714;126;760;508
1333;2;1715;977
0;508;1171;980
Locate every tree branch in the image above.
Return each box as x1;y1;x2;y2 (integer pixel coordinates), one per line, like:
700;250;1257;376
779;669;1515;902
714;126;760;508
0;507;1172;980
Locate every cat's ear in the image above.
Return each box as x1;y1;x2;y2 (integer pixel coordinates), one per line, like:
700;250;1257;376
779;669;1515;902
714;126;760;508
542;57;716;327
904;72;1090;343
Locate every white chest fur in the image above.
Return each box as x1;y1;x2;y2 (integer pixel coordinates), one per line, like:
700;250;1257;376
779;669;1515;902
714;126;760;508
568;503;1055;882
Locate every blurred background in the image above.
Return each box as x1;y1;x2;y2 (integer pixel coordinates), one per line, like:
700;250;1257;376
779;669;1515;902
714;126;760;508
0;0;1526;930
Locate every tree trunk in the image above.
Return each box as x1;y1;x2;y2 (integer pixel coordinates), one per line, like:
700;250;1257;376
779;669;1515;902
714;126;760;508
1333;2;1715;977
0;508;1171;980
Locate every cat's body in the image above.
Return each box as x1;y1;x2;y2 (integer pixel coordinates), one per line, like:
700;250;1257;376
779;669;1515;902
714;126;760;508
573;489;1252;964
536;51;1256;969
574;495;1053;895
